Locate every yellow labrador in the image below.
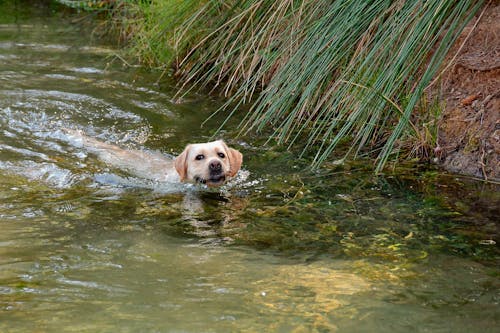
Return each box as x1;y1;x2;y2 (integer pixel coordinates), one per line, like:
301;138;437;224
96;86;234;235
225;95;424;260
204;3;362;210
174;141;243;187
67;130;243;187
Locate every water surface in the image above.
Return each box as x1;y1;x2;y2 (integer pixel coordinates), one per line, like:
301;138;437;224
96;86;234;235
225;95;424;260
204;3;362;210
0;6;498;332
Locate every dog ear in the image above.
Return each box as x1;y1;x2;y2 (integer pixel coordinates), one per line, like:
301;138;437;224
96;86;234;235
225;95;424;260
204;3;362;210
222;142;243;178
174;145;191;181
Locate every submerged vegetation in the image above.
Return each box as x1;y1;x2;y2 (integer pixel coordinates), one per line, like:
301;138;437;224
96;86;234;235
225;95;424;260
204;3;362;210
58;0;484;172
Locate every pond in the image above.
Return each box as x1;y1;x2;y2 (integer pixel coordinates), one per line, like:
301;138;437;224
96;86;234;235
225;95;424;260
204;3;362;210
0;5;498;333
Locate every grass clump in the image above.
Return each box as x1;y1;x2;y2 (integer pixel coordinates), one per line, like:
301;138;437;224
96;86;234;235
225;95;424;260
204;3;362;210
58;0;484;172
124;0;206;67
173;0;483;172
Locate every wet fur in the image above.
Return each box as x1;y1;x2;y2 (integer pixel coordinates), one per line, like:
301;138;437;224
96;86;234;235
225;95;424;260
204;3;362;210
174;140;243;187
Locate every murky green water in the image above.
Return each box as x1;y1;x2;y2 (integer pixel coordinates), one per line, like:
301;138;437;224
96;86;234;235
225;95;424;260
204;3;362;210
1;5;499;332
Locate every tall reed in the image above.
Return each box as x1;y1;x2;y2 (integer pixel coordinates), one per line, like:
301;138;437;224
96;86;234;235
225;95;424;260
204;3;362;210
58;0;484;171
174;0;483;171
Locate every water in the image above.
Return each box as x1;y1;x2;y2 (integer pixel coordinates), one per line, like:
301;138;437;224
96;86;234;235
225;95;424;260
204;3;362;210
0;6;499;332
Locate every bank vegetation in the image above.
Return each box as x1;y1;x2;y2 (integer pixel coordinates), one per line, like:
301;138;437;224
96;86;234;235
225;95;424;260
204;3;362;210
58;0;485;172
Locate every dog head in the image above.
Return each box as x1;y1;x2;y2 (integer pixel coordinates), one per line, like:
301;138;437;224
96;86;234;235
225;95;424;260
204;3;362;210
174;140;243;187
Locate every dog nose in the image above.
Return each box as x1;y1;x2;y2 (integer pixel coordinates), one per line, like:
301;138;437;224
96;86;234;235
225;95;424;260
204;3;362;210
209;160;222;171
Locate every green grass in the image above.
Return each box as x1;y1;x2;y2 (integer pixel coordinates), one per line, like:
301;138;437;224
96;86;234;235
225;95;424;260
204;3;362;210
173;0;483;172
57;0;484;172
124;0;206;67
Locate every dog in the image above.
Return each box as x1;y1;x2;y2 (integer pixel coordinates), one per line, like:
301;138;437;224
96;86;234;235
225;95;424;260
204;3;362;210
67;130;243;187
174;140;243;187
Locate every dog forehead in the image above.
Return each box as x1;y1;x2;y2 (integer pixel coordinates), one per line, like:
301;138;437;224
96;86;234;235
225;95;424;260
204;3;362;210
188;141;225;156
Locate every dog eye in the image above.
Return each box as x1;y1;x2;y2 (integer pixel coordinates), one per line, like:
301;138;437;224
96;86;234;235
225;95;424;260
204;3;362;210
195;154;205;160
218;152;225;158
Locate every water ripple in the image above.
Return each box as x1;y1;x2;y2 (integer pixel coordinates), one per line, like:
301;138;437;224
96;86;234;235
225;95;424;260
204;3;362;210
0;160;81;188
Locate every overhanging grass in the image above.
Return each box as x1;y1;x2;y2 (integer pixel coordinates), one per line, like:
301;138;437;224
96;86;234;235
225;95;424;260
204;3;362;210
174;0;483;172
57;0;484;172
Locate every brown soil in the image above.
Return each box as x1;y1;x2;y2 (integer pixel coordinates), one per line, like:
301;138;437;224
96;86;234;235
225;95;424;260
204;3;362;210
436;2;499;181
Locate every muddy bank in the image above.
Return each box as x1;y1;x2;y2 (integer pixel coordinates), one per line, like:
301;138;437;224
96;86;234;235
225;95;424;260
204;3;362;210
437;2;499;181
